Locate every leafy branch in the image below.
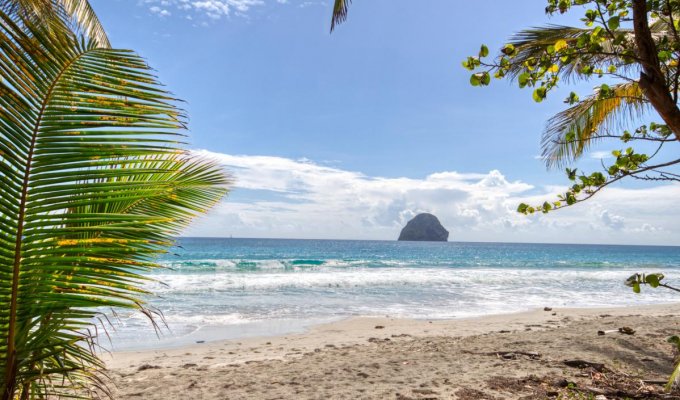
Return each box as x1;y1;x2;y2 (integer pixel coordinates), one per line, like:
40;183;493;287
519;120;680;214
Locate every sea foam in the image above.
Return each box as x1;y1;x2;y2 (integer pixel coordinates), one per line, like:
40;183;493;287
103;239;680;350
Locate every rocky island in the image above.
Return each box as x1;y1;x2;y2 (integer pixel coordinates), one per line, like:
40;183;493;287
398;213;449;242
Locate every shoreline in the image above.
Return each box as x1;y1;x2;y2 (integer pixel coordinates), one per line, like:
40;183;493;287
107;302;678;354
103;300;680;354
103;303;680;399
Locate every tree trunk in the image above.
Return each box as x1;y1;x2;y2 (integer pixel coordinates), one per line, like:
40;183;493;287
632;0;680;141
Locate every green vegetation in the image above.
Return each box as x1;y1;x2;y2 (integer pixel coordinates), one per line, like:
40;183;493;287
330;0;351;32
461;0;680;213
0;1;229;398
11;0;109;47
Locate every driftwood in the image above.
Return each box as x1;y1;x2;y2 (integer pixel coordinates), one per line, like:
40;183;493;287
462;350;541;360
643;379;668;385
563;359;607;372
597;327;636;336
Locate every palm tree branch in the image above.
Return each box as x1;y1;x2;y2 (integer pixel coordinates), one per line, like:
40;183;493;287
541;81;647;167
0;3;228;398
4;26;87;394
330;0;350;32
60;0;109;48
505;25;639;82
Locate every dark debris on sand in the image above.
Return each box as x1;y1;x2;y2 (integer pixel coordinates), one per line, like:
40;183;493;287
486;367;680;399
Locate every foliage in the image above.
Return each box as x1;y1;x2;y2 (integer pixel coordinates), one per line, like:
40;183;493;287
330;0;350;32
624;272;671;292
0;1;229;398
9;0;108;46
461;0;680;213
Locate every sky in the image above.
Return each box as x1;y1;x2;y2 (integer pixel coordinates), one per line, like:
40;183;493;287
89;0;680;245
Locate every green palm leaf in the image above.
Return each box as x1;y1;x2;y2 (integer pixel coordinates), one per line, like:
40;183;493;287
0;2;228;398
330;0;351;31
498;23;672;167
61;0;109;47
541;81;647;167
506;25;638;81
6;0;109;47
506;26;646;167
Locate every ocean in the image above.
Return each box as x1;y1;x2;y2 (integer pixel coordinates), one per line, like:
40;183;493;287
107;238;680;350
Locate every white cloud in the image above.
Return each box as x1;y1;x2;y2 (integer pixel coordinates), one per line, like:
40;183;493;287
139;0;317;20
149;5;171;16
590;151;612;160
599;209;625;230
184;151;680;245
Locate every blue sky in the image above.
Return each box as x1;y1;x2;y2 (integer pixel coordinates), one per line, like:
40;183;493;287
91;0;680;244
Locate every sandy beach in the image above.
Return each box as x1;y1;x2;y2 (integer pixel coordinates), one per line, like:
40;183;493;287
102;303;680;399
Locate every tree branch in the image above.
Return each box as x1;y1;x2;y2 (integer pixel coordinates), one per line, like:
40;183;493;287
630;173;680;181
632;0;680;141
552;157;680;210
596;1;618;41
550;133;674;146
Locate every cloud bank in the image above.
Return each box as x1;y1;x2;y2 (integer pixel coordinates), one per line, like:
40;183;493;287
185;150;680;245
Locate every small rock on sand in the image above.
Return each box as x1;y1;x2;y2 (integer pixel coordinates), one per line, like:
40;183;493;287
137;364;161;372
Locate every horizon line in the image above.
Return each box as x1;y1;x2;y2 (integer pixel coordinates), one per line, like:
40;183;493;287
177;236;680;248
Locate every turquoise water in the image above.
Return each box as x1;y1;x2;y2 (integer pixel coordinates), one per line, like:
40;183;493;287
108;238;680;350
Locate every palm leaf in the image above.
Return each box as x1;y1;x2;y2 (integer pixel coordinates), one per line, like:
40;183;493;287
506;25;639;82
330;0;351;31
541;81;647;167
506;23;680;167
5;0;109;47
61;0;109;47
0;2;228;398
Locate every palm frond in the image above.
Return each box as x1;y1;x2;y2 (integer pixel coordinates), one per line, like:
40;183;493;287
506;25;639;82
4;0;109;47
541;81;647;167
0;2;228;398
61;0;110;47
330;0;351;32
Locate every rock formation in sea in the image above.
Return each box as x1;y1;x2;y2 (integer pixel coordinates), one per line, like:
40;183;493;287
398;213;449;242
